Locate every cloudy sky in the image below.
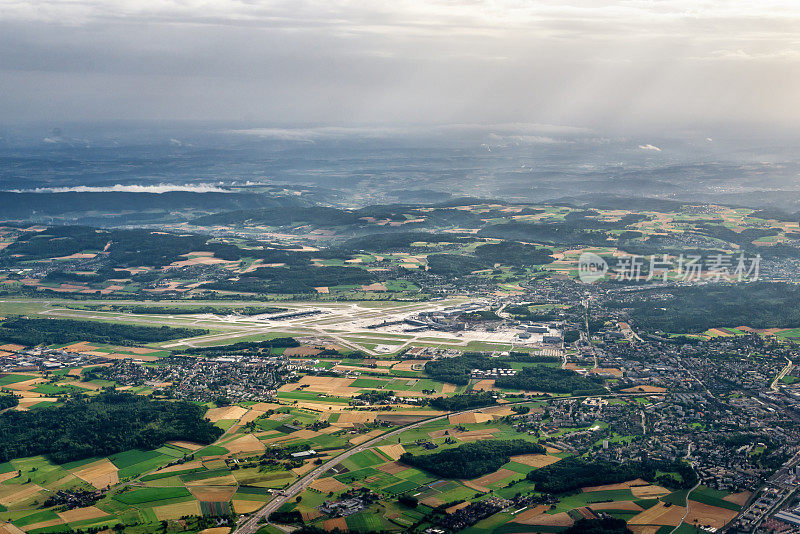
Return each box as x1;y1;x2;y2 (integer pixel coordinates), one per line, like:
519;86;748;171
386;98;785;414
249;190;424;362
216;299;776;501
2;0;799;129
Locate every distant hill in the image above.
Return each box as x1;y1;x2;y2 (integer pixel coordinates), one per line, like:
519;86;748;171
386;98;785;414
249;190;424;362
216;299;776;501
0;191;301;220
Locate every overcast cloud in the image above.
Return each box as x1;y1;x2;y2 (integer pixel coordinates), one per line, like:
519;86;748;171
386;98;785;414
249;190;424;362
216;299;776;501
1;1;799;129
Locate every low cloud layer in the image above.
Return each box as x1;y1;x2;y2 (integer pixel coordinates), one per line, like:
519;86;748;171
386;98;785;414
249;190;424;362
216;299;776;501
1;1;799;128
10;184;230;194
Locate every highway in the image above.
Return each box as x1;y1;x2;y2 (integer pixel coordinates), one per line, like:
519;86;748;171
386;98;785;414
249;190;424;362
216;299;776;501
232;392;659;534
232;411;451;534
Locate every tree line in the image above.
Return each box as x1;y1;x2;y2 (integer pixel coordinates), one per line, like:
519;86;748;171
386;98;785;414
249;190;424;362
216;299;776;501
0;317;207;347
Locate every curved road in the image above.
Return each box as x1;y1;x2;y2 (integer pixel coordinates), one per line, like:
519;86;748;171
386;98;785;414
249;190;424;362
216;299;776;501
233;392;651;534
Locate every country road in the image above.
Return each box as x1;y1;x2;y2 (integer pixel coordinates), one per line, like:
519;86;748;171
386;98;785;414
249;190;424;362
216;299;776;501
233;392;657;534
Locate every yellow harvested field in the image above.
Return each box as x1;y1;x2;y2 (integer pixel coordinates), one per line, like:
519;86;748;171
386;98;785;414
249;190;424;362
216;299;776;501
629;526;662;534
337;412;376;424
292;461;316;476
72;459;119;489
186;474;238;486
126;347;159;354
590;501;644;512
300;507;323;522
473;379;498;392
448;413;493;424
205;405;248;422
283;346;324;357
57;506;108;523
522;512;574;527
233;500;265;514
5;378;45;391
349;429;384;445
391;360;427;372
629;502;687;526
323;518;348;532
0;483;43;506
377;444;406;460
0;344;25;352
281;375;364;396
513;505;550;524
238;409;265;425
707;328;733;337
685;501;738;529
288;429;321;440
582;482;633;492
248;402;282;411
510;454;561;468
0;471;18;483
189;486;237;502
158;460;205;473
223;434;265;454
153;500;202;520
199;529;232;534
0;523;26;534
631;485;671;498
15;397;57;410
471;468;516;487
332;364;391;375
310;478;348;493
445;502;471;514
376;461;408;474
480;406;516;417
724;491;752;506
19;518;64;530
167;441;204;451
420;496;445;508
442;383;456;394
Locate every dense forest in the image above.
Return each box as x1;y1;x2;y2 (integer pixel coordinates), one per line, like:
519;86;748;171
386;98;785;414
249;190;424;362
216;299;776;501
473;241;554;266
0;393;19;411
526;457;697;493
609;282;800;333
0;392;222;463
424;353;511;385
400;440;545;479
424;352;559;385
0;317;207;346
425;254;490;277
204;264;375;294
429;392;497;411
494;366;605;395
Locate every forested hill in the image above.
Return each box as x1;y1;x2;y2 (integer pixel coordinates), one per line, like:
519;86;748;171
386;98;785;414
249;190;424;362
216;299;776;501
0;191;300;219
0;392;222;463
